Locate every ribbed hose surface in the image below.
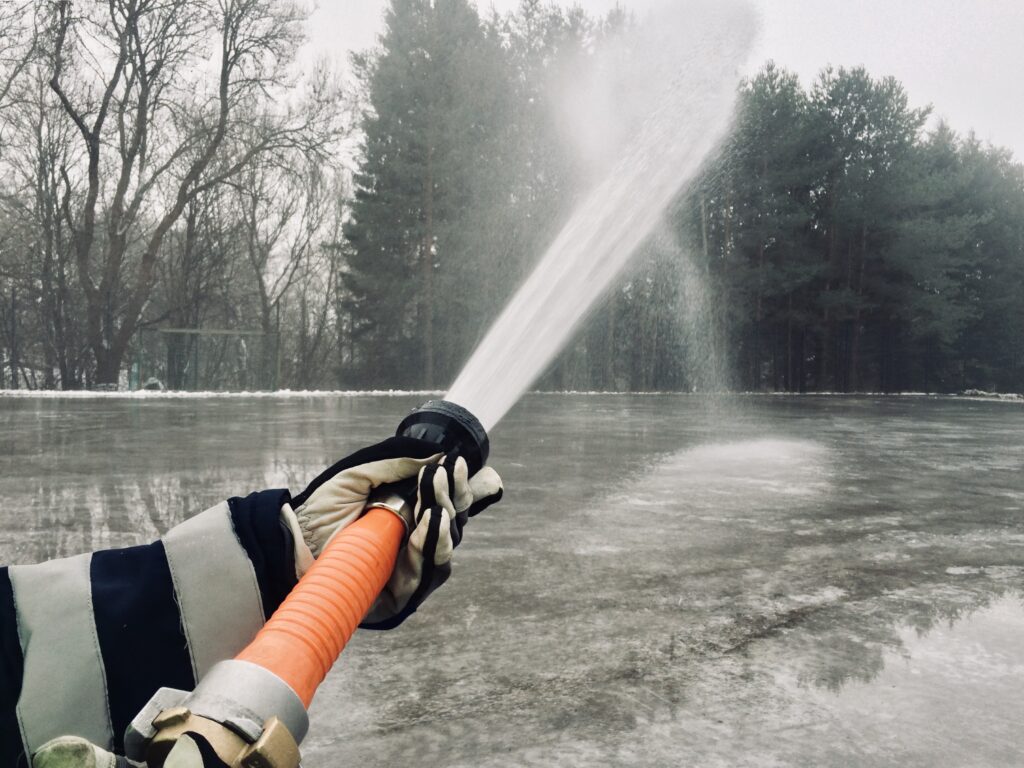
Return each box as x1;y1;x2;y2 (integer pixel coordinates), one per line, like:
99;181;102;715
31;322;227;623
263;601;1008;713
236;507;405;707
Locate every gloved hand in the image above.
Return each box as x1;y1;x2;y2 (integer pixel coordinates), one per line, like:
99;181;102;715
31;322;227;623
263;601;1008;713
281;438;503;627
362;454;503;628
281;436;446;575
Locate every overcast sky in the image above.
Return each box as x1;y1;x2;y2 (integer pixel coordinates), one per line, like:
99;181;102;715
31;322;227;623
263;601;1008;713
307;0;1024;158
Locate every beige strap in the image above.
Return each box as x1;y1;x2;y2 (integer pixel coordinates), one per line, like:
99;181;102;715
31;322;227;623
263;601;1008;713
163;502;266;680
10;553;115;755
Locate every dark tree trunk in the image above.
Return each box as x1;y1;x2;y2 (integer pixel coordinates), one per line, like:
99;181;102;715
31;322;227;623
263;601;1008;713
786;295;794;392
8;286;18;389
848;225;867;392
797;327;807;393
605;300;617;390
421;143;435;389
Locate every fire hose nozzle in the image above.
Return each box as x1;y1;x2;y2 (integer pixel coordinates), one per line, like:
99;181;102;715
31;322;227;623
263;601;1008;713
396;399;489;474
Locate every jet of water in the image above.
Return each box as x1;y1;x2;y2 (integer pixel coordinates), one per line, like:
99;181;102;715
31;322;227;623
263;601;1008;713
447;2;758;430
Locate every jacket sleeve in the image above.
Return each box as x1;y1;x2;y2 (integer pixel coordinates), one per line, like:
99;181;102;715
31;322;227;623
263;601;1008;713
0;489;296;767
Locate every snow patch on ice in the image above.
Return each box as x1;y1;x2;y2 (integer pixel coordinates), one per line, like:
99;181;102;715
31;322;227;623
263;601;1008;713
573;543;626;556
958;390;1024;403
0;388;443;399
3;388;1019;403
947;565;1024;577
620;437;833;511
673;438;826;467
789;586;847;605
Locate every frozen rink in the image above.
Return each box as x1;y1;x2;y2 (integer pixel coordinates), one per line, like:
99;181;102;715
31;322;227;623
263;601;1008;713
2;394;1023;766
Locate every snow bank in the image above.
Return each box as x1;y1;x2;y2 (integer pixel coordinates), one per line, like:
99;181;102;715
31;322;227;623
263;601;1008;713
1;388;1020;402
960;389;1024;402
0;388;443;399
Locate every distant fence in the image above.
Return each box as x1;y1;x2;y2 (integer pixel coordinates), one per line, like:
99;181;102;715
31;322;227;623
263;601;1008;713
132;327;280;391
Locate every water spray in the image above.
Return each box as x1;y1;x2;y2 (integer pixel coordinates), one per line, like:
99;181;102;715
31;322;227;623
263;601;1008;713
124;3;756;761
126;400;489;767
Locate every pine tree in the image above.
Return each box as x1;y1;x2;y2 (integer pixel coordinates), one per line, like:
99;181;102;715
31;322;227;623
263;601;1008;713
343;0;503;387
724;63;820;390
807;67;929;391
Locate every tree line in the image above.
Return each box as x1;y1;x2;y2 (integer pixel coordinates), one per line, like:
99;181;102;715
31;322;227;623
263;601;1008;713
1;0;1022;393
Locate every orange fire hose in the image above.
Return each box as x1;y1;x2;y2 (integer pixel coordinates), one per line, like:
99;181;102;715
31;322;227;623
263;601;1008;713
235;506;405;707
127;402;489;766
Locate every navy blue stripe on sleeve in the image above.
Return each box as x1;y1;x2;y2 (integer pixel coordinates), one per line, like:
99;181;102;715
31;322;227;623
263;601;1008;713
90;542;195;754
228;490;297;620
1;567;29;768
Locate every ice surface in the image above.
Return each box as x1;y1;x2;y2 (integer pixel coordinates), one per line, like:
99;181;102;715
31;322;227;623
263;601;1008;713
1;394;1022;766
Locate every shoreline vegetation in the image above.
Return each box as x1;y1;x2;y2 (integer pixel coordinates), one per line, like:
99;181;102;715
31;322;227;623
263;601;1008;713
1;389;1021;402
1;2;1022;395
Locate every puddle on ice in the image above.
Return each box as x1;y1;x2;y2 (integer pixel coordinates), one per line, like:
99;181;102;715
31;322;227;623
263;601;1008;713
774;593;1024;765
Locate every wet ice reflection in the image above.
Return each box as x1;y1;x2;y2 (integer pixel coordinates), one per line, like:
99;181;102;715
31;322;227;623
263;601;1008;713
771;592;1024;766
2;393;1022;766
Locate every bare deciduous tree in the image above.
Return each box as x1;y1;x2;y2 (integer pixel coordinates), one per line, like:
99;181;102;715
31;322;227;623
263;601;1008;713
231;152;334;386
47;0;340;383
0;0;37;116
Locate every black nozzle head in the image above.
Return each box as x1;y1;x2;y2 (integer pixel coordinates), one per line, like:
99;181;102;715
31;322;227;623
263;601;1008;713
396;400;490;475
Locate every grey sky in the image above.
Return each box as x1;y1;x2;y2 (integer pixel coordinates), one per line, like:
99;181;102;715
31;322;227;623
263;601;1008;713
307;1;1024;158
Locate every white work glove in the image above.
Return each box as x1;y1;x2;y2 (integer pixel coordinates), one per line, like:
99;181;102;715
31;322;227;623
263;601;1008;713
281;437;503;628
362;455;503;628
281;436;446;575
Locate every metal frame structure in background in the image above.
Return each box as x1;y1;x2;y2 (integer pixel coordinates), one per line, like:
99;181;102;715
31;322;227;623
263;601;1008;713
132;327;281;391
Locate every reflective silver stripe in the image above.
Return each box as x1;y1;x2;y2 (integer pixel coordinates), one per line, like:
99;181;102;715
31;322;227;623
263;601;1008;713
163;502;266;680
10;553;114;754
